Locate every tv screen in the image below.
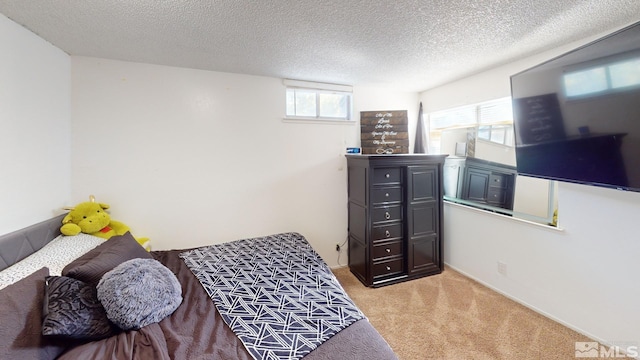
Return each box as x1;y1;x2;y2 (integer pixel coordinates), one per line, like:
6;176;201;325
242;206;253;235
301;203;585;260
510;21;640;192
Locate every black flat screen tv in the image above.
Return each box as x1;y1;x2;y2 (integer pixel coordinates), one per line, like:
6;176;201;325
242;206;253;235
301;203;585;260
510;21;640;192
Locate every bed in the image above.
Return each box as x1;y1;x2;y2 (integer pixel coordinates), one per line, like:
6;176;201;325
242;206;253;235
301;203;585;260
0;215;398;360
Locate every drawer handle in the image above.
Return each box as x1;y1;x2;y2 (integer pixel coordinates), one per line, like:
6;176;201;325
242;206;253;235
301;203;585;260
386;266;391;271
385;230;391;238
385;248;391;253
385;212;391;220
385;173;390;178
385;192;389;197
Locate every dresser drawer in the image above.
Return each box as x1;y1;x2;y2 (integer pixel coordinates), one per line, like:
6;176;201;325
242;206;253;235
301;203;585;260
372;205;402;223
488;188;507;204
372;240;403;259
372;223;402;242
372;258;404;278
372;167;402;185
489;173;507;188
371;187;402;205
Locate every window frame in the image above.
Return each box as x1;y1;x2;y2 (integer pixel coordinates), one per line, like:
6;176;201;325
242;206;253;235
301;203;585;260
284;79;353;122
477;124;514;146
427;97;514;153
562;53;640;100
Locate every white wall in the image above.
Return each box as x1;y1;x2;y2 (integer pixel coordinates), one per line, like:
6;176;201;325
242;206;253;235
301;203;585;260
0;14;71;235
70;57;418;266
4;6;637;348
423;31;640;348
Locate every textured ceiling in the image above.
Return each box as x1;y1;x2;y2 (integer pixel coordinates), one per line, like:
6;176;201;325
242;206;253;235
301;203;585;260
1;0;639;92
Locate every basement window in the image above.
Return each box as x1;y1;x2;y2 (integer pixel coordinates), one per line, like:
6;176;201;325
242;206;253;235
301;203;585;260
284;79;353;122
428;97;514;152
563;56;640;98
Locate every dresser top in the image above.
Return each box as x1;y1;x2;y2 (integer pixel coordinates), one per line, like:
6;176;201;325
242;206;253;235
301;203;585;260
346;153;448;165
346;153;448;159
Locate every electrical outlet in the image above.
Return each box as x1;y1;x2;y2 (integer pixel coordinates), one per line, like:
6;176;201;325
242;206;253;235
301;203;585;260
335;244;341;252
497;261;507;276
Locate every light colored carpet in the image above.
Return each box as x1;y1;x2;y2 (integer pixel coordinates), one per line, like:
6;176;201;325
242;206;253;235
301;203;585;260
332;266;594;360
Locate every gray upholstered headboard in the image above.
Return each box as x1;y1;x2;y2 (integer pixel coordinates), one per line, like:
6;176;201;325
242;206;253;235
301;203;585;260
0;214;65;271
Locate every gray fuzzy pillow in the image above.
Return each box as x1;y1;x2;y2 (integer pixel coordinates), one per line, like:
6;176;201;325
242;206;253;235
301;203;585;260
96;258;182;330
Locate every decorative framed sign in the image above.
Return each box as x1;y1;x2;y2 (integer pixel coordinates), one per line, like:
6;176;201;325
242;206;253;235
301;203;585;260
360;110;409;154
512;93;566;145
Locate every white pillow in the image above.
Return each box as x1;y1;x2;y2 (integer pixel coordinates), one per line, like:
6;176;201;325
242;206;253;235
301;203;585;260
0;233;105;290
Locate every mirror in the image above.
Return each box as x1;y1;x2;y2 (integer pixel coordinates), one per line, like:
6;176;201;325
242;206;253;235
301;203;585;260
439;126;558;226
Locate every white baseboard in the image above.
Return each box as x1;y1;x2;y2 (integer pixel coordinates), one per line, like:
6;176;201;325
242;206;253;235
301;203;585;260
331;261;635;358
444;263;610;347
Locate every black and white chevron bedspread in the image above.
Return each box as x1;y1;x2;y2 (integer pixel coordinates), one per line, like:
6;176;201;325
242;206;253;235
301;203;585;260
179;232;365;360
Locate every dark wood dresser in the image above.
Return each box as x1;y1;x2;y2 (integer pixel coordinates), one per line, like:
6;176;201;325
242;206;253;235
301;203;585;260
444;157;517;211
346;154;447;287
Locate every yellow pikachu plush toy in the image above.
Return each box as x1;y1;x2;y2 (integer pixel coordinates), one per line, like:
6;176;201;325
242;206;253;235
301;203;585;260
61;196;150;250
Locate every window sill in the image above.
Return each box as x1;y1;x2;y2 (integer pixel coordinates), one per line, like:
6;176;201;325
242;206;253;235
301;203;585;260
443;199;564;232
282;117;356;125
